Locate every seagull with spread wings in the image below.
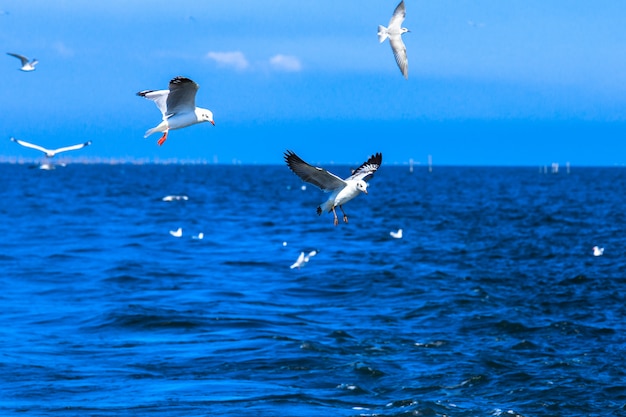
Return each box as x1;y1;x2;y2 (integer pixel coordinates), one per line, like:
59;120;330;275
137;76;215;146
285;151;382;226
7;52;38;71
10;137;91;158
378;0;410;79
290;250;318;269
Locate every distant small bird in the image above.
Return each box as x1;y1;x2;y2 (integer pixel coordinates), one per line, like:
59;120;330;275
7;52;38;71
38;163;56;171
290;250;318;269
285;150;382;226
162;195;189;202
390;228;403;239
192;232;204;240
10;137;91;158
378;0;409;79
593;246;604;256
137;76;215;146
169;228;183;237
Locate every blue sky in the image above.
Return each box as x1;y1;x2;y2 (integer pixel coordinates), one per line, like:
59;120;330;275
1;0;626;165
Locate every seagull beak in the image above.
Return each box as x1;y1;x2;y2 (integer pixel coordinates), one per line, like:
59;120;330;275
363;189;368;195
210;121;215;126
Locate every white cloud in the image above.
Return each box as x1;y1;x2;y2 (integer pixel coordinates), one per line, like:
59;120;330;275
269;54;302;72
206;51;249;71
53;41;74;57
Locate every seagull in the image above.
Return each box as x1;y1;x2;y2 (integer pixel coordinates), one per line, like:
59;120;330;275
290;250;318;269
169;228;183;238
162;195;189;202
7;53;38;71
10;137;91;158
285;150;382;226
390;229;403;239
137;76;215;146
592;246;604;257
192;232;204;240
378;0;409;79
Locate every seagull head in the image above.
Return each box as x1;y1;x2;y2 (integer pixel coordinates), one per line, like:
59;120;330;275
402;28;410;34
196;108;215;126
356;180;369;194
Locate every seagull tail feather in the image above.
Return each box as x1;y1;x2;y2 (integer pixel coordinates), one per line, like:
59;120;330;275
144;127;159;138
377;25;389;43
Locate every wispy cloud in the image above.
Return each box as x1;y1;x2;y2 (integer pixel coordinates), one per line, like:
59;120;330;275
53;41;74;57
206;51;249;71
206;51;302;73
269;54;302;72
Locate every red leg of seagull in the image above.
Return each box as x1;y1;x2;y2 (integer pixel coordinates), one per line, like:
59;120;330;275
339;205;348;223
157;130;169;146
331;207;339;226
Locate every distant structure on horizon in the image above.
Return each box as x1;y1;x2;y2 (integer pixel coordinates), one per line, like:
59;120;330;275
551;162;559;174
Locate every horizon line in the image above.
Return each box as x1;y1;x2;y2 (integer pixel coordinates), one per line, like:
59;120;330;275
0;156;624;168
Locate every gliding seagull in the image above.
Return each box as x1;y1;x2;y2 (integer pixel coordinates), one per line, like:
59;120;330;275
290;250;318;269
10;137;91;158
7;52;38;71
285;151;382;226
137;76;215;146
378;0;410;79
169;228;183;238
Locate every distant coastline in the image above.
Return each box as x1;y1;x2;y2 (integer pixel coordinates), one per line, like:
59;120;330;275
1;156;625;168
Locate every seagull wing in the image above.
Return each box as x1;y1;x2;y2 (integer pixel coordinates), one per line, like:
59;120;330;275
7;52;28;66
290;252;305;269
166;76;199;115
137;89;169;116
10;137;51;154
284;150;347;192
347;153;383;182
388;0;406;29
389;35;408;79
52;141;92;154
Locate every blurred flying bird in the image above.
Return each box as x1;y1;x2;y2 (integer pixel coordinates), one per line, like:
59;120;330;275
290;250;318;269
7;52;38;71
10;137;91;158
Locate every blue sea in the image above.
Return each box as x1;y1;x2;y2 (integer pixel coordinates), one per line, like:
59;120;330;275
1;163;625;416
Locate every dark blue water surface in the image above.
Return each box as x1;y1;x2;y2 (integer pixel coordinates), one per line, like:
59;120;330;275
1;163;626;416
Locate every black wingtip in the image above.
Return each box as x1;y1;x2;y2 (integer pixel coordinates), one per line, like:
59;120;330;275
370;152;383;166
284;149;302;168
170;76;195;85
